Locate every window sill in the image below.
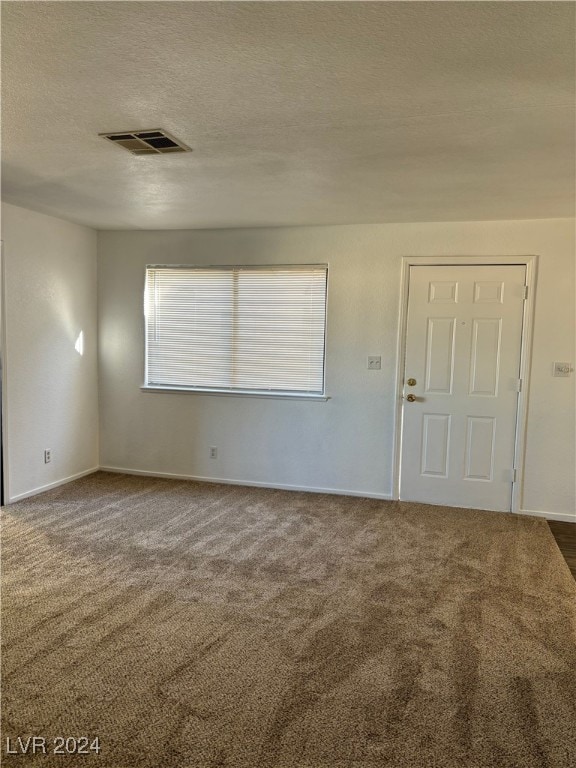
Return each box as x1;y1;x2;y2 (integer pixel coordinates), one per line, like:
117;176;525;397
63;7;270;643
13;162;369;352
140;385;330;401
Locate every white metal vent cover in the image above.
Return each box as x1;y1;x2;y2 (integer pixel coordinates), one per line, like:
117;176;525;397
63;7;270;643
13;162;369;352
99;129;192;155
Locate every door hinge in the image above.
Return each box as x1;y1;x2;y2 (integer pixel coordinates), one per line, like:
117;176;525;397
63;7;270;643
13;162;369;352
516;378;522;392
522;285;529;300
511;468;517;483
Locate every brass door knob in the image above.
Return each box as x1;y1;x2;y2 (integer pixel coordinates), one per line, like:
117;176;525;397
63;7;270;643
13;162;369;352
406;394;416;402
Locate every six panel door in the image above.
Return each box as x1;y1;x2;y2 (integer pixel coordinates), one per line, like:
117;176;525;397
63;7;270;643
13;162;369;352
399;265;526;512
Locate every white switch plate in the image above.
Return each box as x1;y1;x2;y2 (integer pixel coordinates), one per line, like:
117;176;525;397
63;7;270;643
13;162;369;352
367;356;381;370
553;362;573;377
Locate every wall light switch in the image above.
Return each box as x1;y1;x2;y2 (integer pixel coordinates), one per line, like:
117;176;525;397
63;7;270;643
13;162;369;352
367;356;381;370
553;362;573;377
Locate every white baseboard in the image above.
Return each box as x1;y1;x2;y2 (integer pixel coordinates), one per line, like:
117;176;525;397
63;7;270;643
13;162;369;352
99;465;394;501
518;509;576;524
6;467;100;504
6;465;572;521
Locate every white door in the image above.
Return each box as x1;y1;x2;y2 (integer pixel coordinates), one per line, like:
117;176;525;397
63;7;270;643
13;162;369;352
400;265;526;512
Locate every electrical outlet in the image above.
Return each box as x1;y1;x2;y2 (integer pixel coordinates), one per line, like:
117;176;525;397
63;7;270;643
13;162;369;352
44;449;51;464
367;356;381;370
209;446;218;459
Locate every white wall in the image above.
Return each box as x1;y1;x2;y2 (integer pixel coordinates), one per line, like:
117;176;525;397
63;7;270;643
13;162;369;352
98;218;575;520
1;202;99;501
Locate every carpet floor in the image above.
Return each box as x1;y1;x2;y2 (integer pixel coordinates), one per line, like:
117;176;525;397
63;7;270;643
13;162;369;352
1;471;575;768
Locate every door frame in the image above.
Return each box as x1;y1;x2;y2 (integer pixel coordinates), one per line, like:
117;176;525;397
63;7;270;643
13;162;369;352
393;255;538;514
0;240;7;506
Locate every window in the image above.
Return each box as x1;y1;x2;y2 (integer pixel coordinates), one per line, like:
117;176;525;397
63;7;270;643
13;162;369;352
144;265;327;396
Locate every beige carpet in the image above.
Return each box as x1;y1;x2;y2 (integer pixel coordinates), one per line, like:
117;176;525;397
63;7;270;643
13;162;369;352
1;471;575;768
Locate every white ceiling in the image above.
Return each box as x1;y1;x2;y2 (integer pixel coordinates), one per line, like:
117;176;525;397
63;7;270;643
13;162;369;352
1;1;575;230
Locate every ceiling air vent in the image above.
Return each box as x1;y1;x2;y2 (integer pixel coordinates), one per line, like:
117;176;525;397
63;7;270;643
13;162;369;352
99;129;192;155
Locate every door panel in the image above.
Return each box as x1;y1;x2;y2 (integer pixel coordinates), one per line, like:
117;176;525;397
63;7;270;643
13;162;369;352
464;416;496;480
400;265;525;512
429;281;458;303
425;318;456;393
421;414;451;477
474;281;504;304
469;318;502;396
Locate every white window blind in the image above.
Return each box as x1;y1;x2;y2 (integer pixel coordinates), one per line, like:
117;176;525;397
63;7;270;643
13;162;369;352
144;265;327;395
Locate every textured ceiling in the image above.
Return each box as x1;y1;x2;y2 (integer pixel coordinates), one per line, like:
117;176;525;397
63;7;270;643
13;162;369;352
1;1;575;230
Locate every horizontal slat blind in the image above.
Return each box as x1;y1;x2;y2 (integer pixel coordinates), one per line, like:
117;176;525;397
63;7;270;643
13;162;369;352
145;265;327;394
